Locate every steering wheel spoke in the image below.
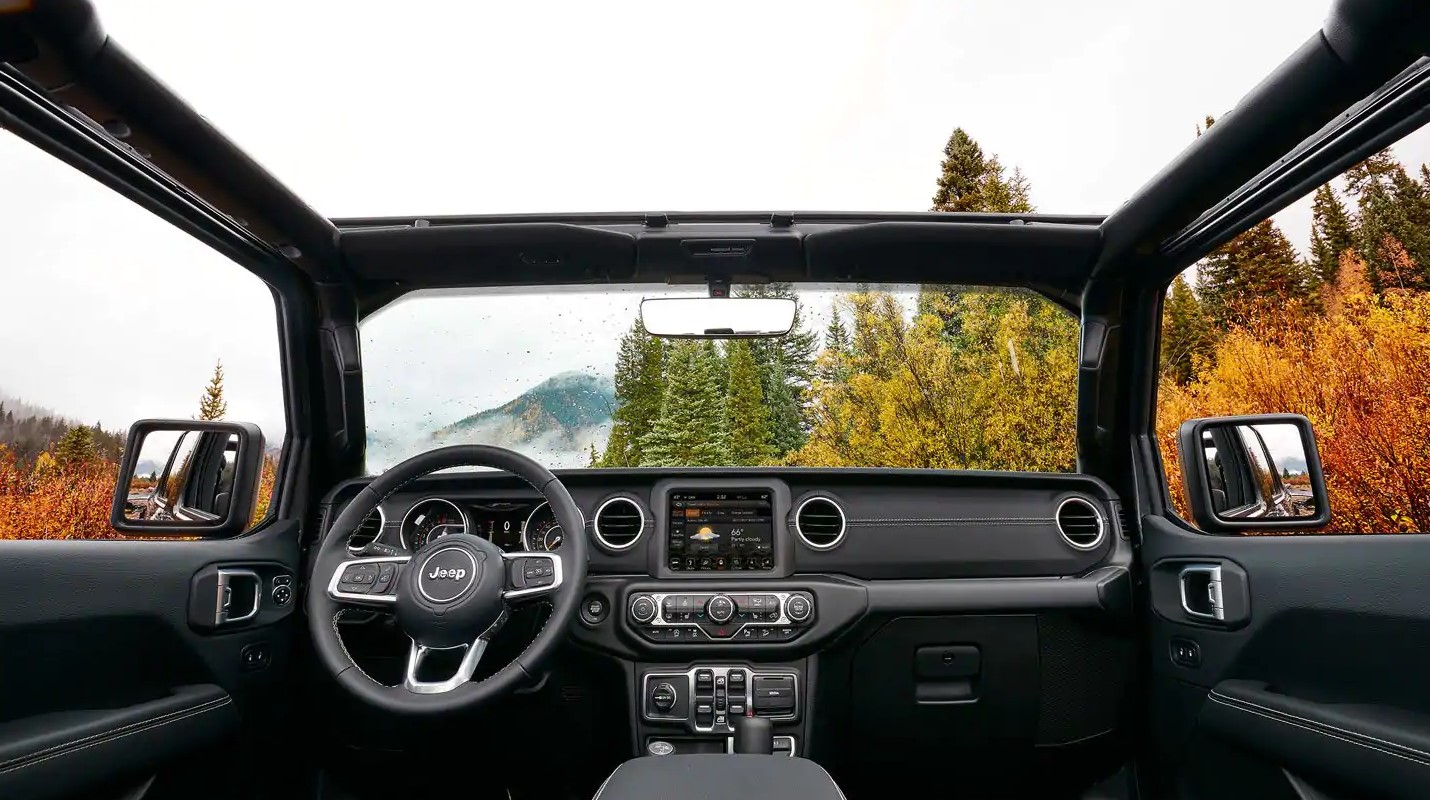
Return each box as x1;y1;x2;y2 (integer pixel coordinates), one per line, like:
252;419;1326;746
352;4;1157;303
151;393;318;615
328;555;410;607
502;551;563;604
403;610;507;694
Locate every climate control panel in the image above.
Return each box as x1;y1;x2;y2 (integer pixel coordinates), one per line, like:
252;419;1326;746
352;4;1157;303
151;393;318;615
627;590;815;643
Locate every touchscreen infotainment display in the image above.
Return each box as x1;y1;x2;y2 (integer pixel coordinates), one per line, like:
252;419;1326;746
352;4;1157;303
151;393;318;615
667;490;775;571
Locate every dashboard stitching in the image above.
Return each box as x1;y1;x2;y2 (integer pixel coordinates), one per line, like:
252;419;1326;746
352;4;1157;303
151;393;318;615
332;609;386;687
845;517;1051;523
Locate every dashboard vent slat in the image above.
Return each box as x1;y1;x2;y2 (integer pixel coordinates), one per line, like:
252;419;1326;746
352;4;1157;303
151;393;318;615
346;507;385;554
593;497;644;551
1055;497;1105;550
795;497;846;550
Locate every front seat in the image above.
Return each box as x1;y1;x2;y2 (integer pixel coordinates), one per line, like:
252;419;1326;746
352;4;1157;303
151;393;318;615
594;755;846;799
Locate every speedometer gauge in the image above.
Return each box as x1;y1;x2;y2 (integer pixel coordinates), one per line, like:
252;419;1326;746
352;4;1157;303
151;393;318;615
401;498;467;551
522;502;563;552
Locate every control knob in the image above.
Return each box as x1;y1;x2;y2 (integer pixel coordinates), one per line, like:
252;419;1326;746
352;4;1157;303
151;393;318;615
706;594;735;623
785;594;812;622
630;595;657;623
651;682;677;712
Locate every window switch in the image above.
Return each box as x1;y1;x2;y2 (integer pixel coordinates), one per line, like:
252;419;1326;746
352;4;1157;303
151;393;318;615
1170;637;1201;668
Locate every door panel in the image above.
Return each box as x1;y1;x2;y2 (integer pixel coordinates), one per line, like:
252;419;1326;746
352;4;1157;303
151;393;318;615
0;523;301;799
1142;516;1430;799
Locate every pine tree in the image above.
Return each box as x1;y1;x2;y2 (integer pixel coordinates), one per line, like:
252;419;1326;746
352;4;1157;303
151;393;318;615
1198;221;1312;330
923;127;1037;337
586;442;600;467
816;311;854;386
54;425;96;469
198;361;227;420
930;128;1033;214
1160;274;1214;384
737;283;816;456
723;340;774;465
1344;150;1430;291
601;321;665;466
639;341;728;467
1309;184;1356;286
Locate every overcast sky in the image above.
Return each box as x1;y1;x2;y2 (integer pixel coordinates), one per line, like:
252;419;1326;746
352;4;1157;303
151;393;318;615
3;0;1429;457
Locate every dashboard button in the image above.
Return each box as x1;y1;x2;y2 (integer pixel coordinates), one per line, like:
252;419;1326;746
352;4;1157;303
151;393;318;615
786;595;811;622
651;682;677;712
707;595;735;623
582;595;608;624
630;596;657;623
271;584;293;606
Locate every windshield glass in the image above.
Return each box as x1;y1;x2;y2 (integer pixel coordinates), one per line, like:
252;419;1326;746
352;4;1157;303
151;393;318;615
361;284;1078;472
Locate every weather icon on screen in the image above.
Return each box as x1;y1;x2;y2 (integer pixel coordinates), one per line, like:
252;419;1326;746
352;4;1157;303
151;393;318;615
690;526;719;542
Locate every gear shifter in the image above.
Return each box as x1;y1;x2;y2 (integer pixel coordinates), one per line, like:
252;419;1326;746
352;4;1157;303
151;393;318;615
732;709;774;754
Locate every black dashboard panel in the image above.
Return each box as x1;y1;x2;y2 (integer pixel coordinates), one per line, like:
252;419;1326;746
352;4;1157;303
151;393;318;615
784;471;1118;579
319;468;1119;580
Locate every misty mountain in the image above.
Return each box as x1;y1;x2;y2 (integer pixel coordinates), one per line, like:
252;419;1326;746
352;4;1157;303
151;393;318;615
428;372;615;468
1279;455;1308;475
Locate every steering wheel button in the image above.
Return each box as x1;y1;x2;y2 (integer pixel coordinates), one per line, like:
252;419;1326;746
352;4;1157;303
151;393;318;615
337;582;370;595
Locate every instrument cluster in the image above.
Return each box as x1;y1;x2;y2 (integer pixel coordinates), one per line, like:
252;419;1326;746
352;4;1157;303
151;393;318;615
397;498;562;552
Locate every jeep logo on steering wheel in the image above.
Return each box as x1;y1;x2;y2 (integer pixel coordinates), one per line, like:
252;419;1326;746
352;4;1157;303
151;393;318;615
417;547;478;604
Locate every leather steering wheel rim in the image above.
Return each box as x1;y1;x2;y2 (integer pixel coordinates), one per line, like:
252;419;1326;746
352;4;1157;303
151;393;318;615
307;445;587;716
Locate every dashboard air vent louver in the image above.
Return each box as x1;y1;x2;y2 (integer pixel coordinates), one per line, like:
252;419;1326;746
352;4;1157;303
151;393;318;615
593;497;644;551
346;507;385;554
795;497;846;550
1116;506;1133;538
1056;497;1105;550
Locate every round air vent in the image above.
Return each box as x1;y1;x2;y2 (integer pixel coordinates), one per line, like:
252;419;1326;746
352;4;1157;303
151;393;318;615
593;497;644;551
795;497;846;550
1055;497;1105;550
347;507;385;554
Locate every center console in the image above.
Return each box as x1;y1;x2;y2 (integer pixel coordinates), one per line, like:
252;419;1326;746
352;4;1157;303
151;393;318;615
624;481;816;759
638;662;804;757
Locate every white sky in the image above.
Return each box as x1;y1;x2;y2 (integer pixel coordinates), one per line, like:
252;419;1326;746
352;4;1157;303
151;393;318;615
4;0;1429;448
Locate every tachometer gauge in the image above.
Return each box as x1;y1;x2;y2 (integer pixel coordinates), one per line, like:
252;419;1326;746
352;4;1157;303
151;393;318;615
522;502;563;552
401;498;468;551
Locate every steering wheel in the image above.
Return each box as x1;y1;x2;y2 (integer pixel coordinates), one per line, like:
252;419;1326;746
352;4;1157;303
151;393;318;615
307;445;588;715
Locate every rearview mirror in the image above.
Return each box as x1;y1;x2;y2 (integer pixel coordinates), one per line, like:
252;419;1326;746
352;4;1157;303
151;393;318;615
640;297;797;338
1176;413;1330;533
110;419;265;537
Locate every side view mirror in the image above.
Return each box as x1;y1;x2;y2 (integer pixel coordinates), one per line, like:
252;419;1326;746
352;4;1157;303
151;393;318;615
1176;413;1331;533
110;419;265;537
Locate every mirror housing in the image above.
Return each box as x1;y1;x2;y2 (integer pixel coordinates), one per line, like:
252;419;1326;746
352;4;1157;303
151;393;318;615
109;419;266;538
640;297;796;338
1176;413;1331;533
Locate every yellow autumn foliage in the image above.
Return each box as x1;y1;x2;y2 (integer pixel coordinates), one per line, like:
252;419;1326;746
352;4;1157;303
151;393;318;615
1159;255;1430;532
791;289;1079;471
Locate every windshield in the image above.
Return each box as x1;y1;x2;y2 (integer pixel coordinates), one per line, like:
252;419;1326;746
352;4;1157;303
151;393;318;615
361;283;1078;472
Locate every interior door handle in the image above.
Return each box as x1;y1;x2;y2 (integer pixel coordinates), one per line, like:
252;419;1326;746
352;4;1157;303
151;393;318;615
215;568;261;626
1180;564;1225;622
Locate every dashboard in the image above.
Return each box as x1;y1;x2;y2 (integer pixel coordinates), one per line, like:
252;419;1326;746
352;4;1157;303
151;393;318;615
322;467;1136;788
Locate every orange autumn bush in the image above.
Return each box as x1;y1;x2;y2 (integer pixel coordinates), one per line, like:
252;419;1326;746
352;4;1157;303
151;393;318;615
1158;256;1430;533
0;445;120;540
0;445;280;540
